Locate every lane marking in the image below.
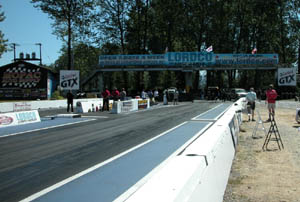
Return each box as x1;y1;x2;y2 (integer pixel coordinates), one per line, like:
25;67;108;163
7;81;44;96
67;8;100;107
191;103;231;120
80;116;108;118
0;119;96;139
20;121;188;202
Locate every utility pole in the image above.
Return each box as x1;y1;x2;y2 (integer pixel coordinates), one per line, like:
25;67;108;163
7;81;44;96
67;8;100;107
35;43;42;65
12;43;19;62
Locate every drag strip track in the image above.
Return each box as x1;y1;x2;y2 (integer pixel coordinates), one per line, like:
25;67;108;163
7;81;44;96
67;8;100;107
0;102;222;202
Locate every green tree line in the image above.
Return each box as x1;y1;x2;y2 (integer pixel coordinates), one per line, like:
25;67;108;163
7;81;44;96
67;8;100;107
2;1;300;93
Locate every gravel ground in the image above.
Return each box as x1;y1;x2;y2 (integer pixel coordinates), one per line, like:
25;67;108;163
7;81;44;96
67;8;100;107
223;101;300;202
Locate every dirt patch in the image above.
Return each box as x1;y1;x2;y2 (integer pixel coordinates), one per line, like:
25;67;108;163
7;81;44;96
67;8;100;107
224;103;300;202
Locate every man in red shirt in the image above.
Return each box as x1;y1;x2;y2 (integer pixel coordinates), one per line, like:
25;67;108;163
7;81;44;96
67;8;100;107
111;87;120;101
101;87;111;111
266;84;278;122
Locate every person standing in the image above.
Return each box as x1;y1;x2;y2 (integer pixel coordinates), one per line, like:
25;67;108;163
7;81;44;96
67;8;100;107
173;90;179;105
163;89;168;105
120;88;126;101
66;90;74;112
141;89;146;99
245;87;257;121
266;84;278;121
102;87;111;111
257;88;262;102
147;90;153;102
154;88;159;103
111;87;120;101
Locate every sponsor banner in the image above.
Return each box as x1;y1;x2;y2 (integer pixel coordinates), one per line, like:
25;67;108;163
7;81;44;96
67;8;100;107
0;110;41;128
99;52;278;67
121;100;134;113
138;99;148;109
215;54;278;65
13;102;32;112
99;54;166;66
60;70;80;90
278;68;296;86
123;100;133;108
167;52;215;66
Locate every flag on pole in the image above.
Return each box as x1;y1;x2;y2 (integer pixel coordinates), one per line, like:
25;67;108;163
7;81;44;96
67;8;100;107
206;45;213;52
252;48;257;54
165;46;168;53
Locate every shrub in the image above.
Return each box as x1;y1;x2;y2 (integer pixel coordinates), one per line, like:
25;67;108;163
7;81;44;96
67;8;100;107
51;90;64;100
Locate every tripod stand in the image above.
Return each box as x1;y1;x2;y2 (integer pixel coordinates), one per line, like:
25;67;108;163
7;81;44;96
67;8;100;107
262;114;284;151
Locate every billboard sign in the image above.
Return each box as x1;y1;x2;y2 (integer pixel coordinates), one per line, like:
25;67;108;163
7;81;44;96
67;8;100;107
60;70;80;90
166;52;215;66
98;53;278;67
215;54;278;65
278;68;296;86
99;54;166;66
0;63;47;88
0;62;48;99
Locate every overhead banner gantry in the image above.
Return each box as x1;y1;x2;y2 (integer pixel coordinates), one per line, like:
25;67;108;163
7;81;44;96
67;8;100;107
99;52;278;70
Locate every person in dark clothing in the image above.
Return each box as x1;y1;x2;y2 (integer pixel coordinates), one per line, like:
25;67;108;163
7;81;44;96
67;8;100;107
120;88;126;101
67;90;74;112
102;87;111;111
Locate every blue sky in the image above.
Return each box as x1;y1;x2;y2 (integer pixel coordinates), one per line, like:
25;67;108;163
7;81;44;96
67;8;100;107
0;0;63;66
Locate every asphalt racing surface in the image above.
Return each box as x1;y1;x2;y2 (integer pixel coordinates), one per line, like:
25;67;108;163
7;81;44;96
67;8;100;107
0;101;230;202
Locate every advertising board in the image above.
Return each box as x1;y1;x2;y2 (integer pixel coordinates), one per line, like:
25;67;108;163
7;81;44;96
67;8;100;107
0;110;41;128
99;53;278;67
166;52;215;66
60;70;80;90
138;99;148;109
0;62;48;99
215;54;278;65
99;54;166;66
278;68;297;86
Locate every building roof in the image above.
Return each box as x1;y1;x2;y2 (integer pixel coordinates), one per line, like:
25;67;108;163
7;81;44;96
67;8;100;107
0;60;57;74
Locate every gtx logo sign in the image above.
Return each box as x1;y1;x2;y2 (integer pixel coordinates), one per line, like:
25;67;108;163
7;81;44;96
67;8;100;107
278;68;296;86
60;70;80;90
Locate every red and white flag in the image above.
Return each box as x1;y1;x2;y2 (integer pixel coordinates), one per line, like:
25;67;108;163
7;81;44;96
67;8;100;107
252;48;257;54
165;46;168;53
206;45;213;52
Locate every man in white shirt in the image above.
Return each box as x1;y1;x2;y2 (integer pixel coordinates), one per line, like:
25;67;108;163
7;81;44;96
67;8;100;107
154;89;159;103
246;87;257;121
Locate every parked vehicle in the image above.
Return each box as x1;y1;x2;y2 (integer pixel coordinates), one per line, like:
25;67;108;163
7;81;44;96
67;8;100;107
165;87;177;101
229;88;247;100
206;86;219;100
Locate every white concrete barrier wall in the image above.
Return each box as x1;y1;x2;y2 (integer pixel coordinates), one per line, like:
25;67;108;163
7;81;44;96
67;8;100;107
76;100;103;113
0;98;103;113
0;98;150;114
0;102;14;113
186;126;235;202
124;100;244;202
